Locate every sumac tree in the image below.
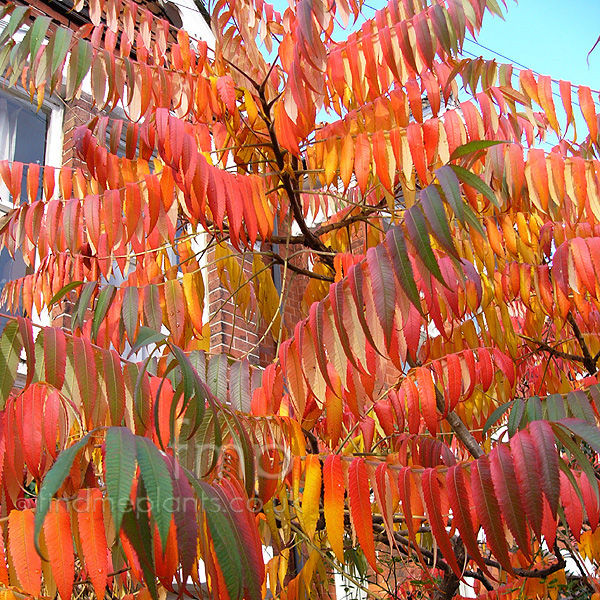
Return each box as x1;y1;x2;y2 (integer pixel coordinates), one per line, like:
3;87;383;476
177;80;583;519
0;0;598;599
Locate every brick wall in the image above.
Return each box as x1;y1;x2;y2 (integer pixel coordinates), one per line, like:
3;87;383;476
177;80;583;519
207;237;313;368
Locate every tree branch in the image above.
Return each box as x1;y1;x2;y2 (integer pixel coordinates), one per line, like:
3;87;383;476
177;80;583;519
435;387;484;459
483;544;566;578
261;251;334;282
567;313;597;375
257;89;335;270
519;334;592;369
464;570;494;591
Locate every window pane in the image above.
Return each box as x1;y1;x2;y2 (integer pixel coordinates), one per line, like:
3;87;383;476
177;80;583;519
0;91;48;331
0;92;47;204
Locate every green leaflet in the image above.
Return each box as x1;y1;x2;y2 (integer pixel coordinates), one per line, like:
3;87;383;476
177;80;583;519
129;326;167;358
0;6;29;47
566;391;596;424
207;353;228;401
558;418;600;455
420;186;458;258
449;139;508;162
186;474;244;600
0;320;22;409
545;394;566;421
507;397;525;437
105;428;137;534
385;226;422;313
552;424;599;502
143;284;162;332
120;493;158;600
72;282;96;332
405;205;446;285
48;26;72;92
525;396;543;423
34;434;90;554
450;164;500;208
170;344;207;435
435;166;464;224
135;436;173;550
229;359;251;413
366;245;395;350
48;281;84;308
92;285;116;342
121;287;139;341
482;400;513;435
29;16;51;66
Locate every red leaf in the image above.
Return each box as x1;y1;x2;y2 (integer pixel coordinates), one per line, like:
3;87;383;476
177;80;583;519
348;458;377;570
366;244;396;350
510;430;543;541
477;348;494;392
398;467;429;574
470;456;514;573
529;420;560;518
403;377;421;435
407;122;428;184
44;327;66;390
560;470;583;541
578;85;598;142
489;445;530;557
445;353;462;411
492;349;516;389
446;465;491;577
579;472;599;531
541;496;557;549
154;520;178;588
16;384;44;479
422;468;461;576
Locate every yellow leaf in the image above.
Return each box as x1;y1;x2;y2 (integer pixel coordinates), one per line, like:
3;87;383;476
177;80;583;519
301;455;321;541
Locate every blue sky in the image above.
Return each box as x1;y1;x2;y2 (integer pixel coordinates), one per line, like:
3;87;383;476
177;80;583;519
269;0;600;90
472;0;600;90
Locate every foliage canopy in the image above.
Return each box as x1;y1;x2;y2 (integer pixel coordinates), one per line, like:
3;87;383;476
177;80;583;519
0;0;600;599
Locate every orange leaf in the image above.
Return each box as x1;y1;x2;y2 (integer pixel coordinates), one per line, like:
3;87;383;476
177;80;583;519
302;455;321;541
165;279;186;346
407;122;427;184
578;85;598;142
339;134;355;190
323;455;345;562
154;520;178;587
537;75;559;133
182;271;204;334
0;523;9;586
8;509;41;596
354;133;371;194
416;367;437;436
559;79;574;131
44;500;74;600
76;489;108;600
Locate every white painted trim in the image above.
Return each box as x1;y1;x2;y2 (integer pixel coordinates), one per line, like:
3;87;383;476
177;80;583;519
45;102;65;169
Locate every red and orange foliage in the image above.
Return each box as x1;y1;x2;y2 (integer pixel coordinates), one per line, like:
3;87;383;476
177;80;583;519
0;0;599;598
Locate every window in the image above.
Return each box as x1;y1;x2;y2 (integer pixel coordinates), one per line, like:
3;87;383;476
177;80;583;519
0;88;64;329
